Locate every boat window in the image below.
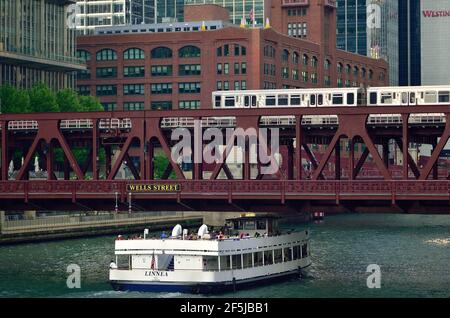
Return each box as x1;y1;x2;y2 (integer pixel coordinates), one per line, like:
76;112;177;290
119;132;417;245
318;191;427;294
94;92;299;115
369;92;377;105
438;91;450;103
283;247;292;262
243;253;253;268
244;220;256;230
310;94;316;106
347;93;355;105
224;96;235;107
380;92;392;104
266;95;276;106
332;93;344;105
401;92;408;104
424;91;437;103
203;256;219;271
232;254;242;269
293;245;300;260
219;255;231;270
254;252;263;266
263;250;273;265
252;96;257;107
410;92;416;104
278;95;288;106
233;220;243;230
256;220;266;230
318;94;323;106
215;96;221;107
274;249;283;264
290;95;301;106
302;244;308;258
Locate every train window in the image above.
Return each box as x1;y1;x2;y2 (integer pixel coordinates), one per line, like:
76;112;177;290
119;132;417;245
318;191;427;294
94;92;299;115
438;91;450;103
244;96;250;107
347;93;355;105
401;92;408;104
252;96;257;107
224;96;235;107
332;93;343;105
290;95;301;105
215;96;221;107
410;92;416;104
318;94;323;106
266;96;276;106
357;93;363;105
310;94;316;106
369;92;377;104
425;91;437;103
278;95;288;106
380;93;392;104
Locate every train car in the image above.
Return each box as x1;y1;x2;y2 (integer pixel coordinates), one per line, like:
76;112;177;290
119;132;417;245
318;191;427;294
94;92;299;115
367;85;450;106
212;88;364;109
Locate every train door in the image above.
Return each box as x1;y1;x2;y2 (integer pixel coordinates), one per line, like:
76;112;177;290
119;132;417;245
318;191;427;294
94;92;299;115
309;94;316;107
243;95;257;108
401;92;408;105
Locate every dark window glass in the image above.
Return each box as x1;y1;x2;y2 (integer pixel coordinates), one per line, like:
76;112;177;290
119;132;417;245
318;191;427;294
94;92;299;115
178;46;201;58
151;47;172;59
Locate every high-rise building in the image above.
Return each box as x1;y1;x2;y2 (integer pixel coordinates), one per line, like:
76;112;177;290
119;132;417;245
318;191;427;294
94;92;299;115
184;0;266;26
336;0;368;56
0;0;84;90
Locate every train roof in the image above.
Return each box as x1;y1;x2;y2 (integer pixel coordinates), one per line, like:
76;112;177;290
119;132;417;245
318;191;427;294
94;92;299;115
212;87;362;95
368;85;450;91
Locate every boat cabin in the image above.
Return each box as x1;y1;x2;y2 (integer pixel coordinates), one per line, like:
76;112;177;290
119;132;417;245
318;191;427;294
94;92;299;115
225;214;280;237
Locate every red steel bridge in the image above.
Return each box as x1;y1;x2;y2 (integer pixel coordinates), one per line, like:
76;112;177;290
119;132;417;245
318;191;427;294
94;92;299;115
1;105;450;213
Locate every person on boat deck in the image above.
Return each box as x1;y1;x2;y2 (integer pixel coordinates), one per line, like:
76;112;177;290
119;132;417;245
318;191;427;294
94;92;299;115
161;232;168;239
218;231;225;240
254;232;260;237
109;260;117;269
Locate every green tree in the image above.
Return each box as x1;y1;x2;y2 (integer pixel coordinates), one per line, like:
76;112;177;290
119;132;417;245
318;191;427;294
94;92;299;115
154;153;177;179
28;82;59;112
79;95;104;112
0;84;30;113
57;89;81;112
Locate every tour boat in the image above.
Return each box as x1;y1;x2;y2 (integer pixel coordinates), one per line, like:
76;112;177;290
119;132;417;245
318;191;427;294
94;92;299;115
109;214;311;293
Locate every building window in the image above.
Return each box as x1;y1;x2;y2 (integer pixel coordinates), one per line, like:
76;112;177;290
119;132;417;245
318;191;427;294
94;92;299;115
102;103;117;111
293;52;299;64
217;81;222;90
311;56;318;68
346;64;351;74
324;59;331;71
77;68;91;80
234;81;240;90
324;76;331;86
337;78;343;87
303;54;309;66
302;71;308;83
77;85;90;96
151;83;172;94
96;49;117;61
224;44;230;56
282;67;289;79
241;80;246;90
241;62;247;74
151;65;173;76
77;50;91;62
96;85;117;96
216;47;222;57
123;48;144;60
179;100;201;109
178;82;201;94
353;66;359;77
179;64;201;76
233;44;246;56
217;63;222;75
369;69;374;80
337;62;343;73
345;79;350;87
224;63;229;75
124;84;144;95
234;62;240;75
123;102;144;110
223;81;229;90
361;68;366;79
151;47;172;59
311;73;318;84
292;69;299;80
124;66;145;78
282;49;289;62
178;45;201;58
96;67;117;78
151;101;172;110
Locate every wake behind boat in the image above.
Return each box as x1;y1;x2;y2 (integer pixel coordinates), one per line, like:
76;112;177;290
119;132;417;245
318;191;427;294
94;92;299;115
109;214;311;293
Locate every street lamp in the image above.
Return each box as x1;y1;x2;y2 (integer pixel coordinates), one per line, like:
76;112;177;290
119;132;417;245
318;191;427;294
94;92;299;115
115;191;118;213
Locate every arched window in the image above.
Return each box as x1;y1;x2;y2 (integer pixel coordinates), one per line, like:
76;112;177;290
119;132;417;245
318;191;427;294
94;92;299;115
369;69;374;80
96;49;117;61
178;45;201;58
346;64;351;74
292;52;299;64
311;56;318;68
282;49;289;62
337;62;343;73
324;59;331;70
303;54;309;66
151;47;173;59
353;66;359;77
124;48;144;60
361;67;367;78
77;50;91;62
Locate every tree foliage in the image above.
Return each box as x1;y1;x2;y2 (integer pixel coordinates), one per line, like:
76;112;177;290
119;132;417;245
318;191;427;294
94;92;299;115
28;82;59;113
0;84;30;113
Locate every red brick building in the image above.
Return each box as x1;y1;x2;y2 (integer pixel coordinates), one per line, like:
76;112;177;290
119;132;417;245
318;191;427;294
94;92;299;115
76;1;388;111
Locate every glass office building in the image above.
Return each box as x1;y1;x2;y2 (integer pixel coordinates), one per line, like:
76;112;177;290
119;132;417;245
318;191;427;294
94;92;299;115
336;0;368;56
184;0;265;26
0;0;84;90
